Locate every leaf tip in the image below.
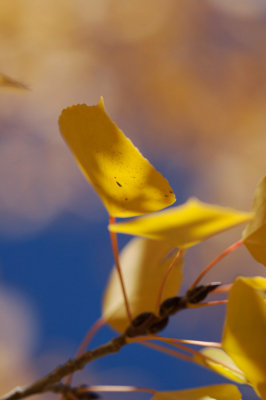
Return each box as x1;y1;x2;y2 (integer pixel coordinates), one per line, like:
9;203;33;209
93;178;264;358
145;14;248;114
98;96;105;109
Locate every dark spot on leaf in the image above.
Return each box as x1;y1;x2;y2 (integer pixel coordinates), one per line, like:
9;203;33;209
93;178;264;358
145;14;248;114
169;190;173;194
125;198;128;201
114;176;117;179
116;181;122;187
164;194;169;197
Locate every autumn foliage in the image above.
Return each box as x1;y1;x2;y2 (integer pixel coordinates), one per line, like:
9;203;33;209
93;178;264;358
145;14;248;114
1;3;266;397
57;99;266;400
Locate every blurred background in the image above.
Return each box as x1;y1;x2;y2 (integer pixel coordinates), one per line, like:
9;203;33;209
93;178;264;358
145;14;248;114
0;1;265;398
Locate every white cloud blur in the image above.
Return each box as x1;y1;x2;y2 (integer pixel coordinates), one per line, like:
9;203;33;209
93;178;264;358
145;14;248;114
0;285;37;394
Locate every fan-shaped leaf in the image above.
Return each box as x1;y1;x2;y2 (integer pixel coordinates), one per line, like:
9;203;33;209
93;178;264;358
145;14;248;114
152;384;241;400
242;176;266;266
102;237;183;332
109;198;251;247
59;98;175;217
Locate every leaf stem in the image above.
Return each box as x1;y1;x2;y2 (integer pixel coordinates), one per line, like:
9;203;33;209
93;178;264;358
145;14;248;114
83;385;157;394
188;300;228;308
209;284;232;295
75;317;106;358
190;239;243;290
65;317;106;386
137;336;245;377
140;340;193;362
109;216;132;322
133;335;221;348
155;249;183;314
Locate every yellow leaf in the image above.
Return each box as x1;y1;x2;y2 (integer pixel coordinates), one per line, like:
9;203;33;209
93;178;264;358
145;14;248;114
222;277;266;399
242;176;266;266
109;198;252;247
102;238;183;332
152;384;242;400
195;347;247;384
58;98;175;217
0;73;28;90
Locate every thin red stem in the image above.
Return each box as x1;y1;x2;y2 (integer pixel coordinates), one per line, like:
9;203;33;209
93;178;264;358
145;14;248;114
155;249;183;314
65;317;105;386
170;342;245;376
190;239;243;290
140;340;193;362
133;335;221;348
210;284;232;295
189;299;228;308
138;337;245;377
82;386;157;394
109;216;132;322
75;317;105;358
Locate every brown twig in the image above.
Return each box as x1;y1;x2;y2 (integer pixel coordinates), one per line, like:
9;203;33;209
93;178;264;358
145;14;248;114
0;280;231;400
0;335;126;400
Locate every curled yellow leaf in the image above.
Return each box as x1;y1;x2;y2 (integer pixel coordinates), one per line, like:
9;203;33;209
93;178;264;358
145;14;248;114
109;198;252;247
102;237;183;332
59;98;175;217
242;176;266;266
152;384;242;400
222;276;266;399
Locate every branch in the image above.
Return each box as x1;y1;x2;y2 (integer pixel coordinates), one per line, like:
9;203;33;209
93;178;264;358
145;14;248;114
0;283;223;400
0;335;126;400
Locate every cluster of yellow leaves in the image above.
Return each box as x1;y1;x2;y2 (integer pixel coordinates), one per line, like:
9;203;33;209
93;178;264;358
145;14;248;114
59;98;266;399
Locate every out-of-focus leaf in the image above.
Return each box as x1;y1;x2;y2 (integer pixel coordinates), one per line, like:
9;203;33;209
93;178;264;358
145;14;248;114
195;347;247;384
0;73;28;90
242;176;266;266
58;98;175;217
152;384;242;400
102;237;183;332
222;276;266;399
109;198;251;247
